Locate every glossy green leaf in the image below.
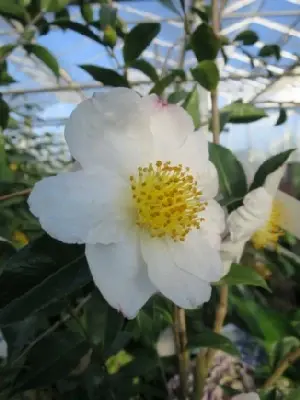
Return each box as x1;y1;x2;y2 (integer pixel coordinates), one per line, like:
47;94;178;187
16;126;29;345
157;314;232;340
167;90;187;104
221;101;267;124
259;44;281;60
275;107;287;126
80;65;129;87
191;23;220;62
191;5;211;23
221;263;270;291
209;143;247;208
41;0;70;12
130;58;158;82
0;235;90;326
191;60;219;91
270;336;300;371
249;149;294;191
0;97;9;130
0;1;24;18
80;3;93;23
53;20;103;45
100;4;117;29
234;30;259;45
150;69;185;95
182;86;200;129
188;331;240;356
24;44;60;78
13;330;90;391
0;45;15;61
123;23;160;65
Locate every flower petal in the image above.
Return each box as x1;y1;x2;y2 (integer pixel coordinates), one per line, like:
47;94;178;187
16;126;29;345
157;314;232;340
200;200;225;249
228;187;273;242
143;95;194;149
86;243;156;319
141;237;212;308
197;161;219;199
221;239;246;275
168;229;223;283
28;168;128;244
65;89;153;172
233;393;260;400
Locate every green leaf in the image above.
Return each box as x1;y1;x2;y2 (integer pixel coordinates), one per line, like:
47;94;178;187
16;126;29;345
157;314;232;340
249;149;294;192
221;100;267;124
150;70;185;95
259;44;281;60
168;90;187;104
0;235;91;326
188;331;240;356
80;65;129;87
130;59;158;82
13;330;90;391
182;86;200;129
41;0;70;12
0;45;15;60
270;336;300;370
209;143;247;208
191;5;211;23
24;44;59;78
0;97;9;130
191;60;219;91
0;0;24;18
286;387;300;400
221;263;270;290
191;23;220;62
80;3;93;23
234;30;259;45
275;107;287;126
100;4;117;29
53;20;103;45
123;23;161;65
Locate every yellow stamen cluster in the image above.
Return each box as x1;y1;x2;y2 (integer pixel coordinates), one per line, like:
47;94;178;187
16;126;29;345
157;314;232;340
130;161;207;241
251;200;284;249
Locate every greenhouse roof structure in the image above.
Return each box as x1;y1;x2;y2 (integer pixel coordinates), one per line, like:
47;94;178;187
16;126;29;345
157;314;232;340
1;0;300;125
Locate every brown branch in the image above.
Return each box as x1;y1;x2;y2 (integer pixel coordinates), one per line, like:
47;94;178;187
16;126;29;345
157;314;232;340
263;347;300;389
173;305;189;400
0;188;31;201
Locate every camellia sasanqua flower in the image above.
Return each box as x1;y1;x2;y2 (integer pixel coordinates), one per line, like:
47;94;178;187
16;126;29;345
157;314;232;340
28;88;225;319
221;162;286;275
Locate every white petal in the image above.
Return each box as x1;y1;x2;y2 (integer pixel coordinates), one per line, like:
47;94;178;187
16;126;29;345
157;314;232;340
141;237;212;308
264;164;286;197
200;200;225;249
143;94;194;149
28;169;128;244
65;89;153;172
86;243;156;319
168;229;223;282
221;239;246;275
87;231;142;277
197;161;219;199
228;187;273;242
233;393;260;400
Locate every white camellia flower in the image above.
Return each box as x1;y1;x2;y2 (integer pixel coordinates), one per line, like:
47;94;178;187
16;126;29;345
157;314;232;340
28;88;225;319
232;393;260;400
221;162;286;275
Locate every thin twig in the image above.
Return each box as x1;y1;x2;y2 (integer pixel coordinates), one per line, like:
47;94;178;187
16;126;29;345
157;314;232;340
0;188;31;201
173;306;189;400
12;294;92;365
263;347;300;389
194;349;208;400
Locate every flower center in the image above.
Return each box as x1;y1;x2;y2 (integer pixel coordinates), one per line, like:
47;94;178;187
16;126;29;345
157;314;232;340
251;200;284;249
129;161;207;241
